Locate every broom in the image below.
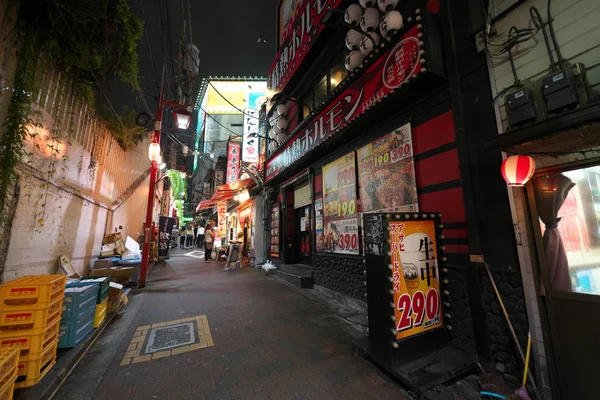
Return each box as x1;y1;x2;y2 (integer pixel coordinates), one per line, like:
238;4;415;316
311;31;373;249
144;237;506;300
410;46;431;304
511;332;533;399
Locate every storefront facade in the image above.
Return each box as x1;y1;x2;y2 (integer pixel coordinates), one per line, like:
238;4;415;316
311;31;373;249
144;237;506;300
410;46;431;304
264;0;532;392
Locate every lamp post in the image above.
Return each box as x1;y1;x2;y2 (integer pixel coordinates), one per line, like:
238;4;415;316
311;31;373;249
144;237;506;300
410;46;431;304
139;91;194;288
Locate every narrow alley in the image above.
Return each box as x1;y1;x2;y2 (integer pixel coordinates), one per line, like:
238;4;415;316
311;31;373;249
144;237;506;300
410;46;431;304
55;251;411;400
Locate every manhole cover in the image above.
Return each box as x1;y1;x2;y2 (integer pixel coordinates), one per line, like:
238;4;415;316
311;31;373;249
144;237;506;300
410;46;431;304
145;322;196;353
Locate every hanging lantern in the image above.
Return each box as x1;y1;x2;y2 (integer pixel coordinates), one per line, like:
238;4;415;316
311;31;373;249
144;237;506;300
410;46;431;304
276;118;288;130
277;132;287;143
345;49;364;71
268;141;277;152
273;123;285;134
380;10;403;38
359;0;376;8
360;7;380;32
378;0;399;12
148;142;161;162
345;29;363;50
269;128;276;139
344;4;363;26
501;155;536;186
274;103;288;117
359;32;381;56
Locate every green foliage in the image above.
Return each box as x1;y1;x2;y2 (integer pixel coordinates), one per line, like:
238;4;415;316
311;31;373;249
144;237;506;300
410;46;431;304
0;31;41;215
98;106;148;149
165;170;188;201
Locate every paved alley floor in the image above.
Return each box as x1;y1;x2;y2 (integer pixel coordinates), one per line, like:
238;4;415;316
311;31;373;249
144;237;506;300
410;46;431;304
55;249;412;400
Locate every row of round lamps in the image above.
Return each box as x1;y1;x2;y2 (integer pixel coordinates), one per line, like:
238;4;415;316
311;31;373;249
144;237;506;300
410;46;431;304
344;1;403;71
268;103;289;152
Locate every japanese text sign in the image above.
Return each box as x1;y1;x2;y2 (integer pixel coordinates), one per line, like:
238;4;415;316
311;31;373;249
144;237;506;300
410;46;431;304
357;123;418;213
389;219;444;340
226;141;241;183
218;202;227;237
270;0;343;92
322;152;359;255
266;25;423;181
242;108;260;163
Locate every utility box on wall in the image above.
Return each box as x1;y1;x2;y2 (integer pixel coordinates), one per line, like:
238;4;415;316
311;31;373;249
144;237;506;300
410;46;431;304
355;212;475;394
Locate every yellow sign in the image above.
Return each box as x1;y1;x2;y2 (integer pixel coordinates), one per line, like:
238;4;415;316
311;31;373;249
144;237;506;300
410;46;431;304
204;81;267;114
389;219;444;340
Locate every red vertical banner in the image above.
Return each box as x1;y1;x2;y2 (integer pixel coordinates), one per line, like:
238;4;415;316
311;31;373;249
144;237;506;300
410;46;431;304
226;141;241;183
218;202;227;237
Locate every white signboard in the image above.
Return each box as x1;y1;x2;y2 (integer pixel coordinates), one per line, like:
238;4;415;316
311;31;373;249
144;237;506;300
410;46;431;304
242;108;260;163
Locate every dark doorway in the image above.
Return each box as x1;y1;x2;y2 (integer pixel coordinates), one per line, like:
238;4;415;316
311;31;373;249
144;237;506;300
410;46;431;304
295;205;312;265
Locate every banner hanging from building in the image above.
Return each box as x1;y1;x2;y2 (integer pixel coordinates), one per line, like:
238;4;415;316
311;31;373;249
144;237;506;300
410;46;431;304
388;218;444;340
226;141;241;183
217;202;227;237
322;152;359;255
357;123;418;213
266;25;424;181
242;108;260;163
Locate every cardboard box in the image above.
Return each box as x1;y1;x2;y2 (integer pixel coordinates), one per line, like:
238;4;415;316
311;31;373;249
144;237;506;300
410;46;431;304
89;267;136;286
102;232;122;245
58;255;82;278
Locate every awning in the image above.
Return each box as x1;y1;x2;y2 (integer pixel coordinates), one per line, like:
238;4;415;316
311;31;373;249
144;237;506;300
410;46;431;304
195;178;256;211
196;200;217;211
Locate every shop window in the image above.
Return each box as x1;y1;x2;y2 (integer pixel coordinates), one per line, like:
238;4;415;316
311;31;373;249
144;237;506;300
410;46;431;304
330;57;347;91
533;165;600;295
314;75;328;108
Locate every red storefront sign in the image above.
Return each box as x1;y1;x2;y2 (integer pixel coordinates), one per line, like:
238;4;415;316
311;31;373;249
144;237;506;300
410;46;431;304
226;141;241;183
266;25;423;182
268;0;343;92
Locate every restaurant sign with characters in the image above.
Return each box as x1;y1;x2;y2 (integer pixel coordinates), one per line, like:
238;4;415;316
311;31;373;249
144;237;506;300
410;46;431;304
388;216;444;340
266;25;424;182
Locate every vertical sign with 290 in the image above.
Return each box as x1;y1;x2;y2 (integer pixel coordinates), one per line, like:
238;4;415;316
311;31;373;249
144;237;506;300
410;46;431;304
322;152;360;255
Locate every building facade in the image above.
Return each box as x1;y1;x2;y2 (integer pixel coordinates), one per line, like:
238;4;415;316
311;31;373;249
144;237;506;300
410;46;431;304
263;0;543;396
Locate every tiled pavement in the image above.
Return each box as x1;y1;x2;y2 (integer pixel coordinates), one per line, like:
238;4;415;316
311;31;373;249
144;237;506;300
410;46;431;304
57;250;412;400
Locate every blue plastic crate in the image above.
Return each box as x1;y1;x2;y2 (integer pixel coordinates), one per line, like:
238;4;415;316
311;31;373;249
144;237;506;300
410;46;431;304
62;286;97;322
66;277;111;304
58;309;95;349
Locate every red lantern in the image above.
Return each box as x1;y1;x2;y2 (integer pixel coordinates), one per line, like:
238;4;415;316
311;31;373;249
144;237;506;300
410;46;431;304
501;155;536;186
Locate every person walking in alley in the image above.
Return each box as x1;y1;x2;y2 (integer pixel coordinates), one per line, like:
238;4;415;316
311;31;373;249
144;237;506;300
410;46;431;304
197;225;205;248
179;226;186;248
185;225;193;249
204;223;214;262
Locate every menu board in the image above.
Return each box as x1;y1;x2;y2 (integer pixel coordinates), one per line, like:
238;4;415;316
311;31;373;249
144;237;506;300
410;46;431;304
357;123;418;213
322;152;360;255
315;198;324;251
270;205;280;258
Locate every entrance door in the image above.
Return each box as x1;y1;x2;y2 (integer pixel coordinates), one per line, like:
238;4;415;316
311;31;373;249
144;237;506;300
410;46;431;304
295;205;312;265
528;165;600;400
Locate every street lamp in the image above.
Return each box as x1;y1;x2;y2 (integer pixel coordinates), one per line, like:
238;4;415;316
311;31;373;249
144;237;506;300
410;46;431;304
148;143;161;162
173;107;192;130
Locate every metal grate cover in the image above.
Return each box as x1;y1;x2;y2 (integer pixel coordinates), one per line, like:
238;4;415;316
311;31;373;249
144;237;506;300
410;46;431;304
145;322;196;353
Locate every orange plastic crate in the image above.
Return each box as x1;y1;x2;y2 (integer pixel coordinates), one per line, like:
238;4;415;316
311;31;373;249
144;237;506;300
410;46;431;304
15;339;57;388
0;275;65;310
0;349;18;387
0;371;16;400
0;297;62;333
0;319;59;360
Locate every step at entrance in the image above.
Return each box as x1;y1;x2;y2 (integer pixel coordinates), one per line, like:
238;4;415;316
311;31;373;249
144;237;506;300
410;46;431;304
274;264;314;288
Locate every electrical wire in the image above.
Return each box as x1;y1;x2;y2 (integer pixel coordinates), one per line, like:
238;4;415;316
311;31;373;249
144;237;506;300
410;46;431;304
547;0;565;68
139;0;159;88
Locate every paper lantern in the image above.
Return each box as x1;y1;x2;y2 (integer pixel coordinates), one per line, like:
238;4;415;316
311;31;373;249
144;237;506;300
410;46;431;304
359;32;381;55
276;118;288;130
345;29;363;50
273;123;285;134
277;132;287;143
268;141;277;152
345;49;364;71
501;155;536;186
380;10;403;38
274;103;288;117
344;4;362;26
269;128;276;139
359;0;376;8
360;8;380;32
148;142;161;162
378;0;399;12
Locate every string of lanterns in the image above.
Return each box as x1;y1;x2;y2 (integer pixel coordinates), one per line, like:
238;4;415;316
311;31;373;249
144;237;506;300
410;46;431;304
268;103;289;153
344;0;403;71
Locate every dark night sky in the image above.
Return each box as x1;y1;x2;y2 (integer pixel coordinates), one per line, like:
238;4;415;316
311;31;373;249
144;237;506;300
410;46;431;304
108;0;279;114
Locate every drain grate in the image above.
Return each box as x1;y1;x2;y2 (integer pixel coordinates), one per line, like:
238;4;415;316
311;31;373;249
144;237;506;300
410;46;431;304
145;322;196;353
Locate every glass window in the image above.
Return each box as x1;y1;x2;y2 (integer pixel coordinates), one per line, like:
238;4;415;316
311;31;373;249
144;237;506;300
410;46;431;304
533;165;600;295
330;56;347;91
314;75;328;107
300;92;313;120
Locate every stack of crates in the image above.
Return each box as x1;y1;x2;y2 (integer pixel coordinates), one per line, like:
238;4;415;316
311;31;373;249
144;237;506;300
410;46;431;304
58;286;97;348
0;349;18;400
0;275;65;388
66;277;110;328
